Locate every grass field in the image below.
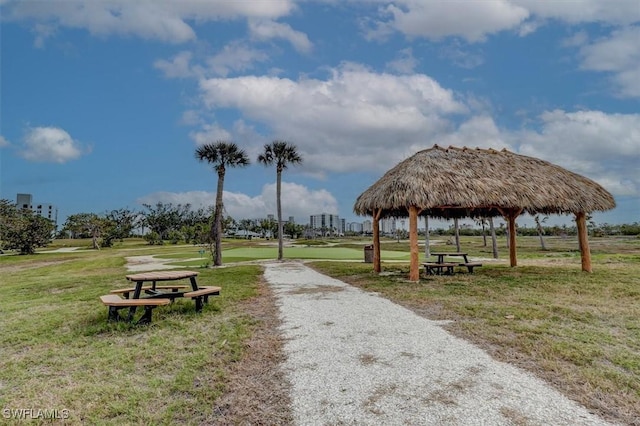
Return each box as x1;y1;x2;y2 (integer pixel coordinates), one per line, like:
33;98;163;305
1;235;638;424
309;236;640;425
0;243;289;424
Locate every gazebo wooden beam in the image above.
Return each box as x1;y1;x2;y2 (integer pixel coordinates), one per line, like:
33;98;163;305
498;207;522;267
372;209;382;273
575;212;592;272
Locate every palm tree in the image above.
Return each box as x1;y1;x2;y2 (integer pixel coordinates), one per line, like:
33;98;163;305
258;141;303;260
534;214;548;250
195;142;250;266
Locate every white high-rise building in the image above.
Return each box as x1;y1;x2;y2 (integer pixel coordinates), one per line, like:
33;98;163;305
15;193;58;225
309;213;341;235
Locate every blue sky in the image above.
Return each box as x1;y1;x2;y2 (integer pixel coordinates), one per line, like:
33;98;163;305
1;0;639;229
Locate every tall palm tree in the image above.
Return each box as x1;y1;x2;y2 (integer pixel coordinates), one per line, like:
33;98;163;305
258;141;303;260
195;142;250;266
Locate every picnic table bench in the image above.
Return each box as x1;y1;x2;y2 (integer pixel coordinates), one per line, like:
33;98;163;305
110;285;188;299
100;294;170;324
184;286;222;312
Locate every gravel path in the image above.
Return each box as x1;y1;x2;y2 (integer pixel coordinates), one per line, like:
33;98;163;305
264;261;613;426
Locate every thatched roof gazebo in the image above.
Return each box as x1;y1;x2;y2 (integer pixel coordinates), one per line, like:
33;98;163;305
354;145;616;281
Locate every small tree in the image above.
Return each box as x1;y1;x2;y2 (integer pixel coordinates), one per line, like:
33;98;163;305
534;215;548;250
141;202;191;244
489;217;498;258
61;213;107;249
0;199;55;254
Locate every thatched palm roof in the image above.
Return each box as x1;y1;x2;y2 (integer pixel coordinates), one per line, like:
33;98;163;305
354;145;615;218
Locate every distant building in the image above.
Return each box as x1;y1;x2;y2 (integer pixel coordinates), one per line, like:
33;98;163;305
362;220;372;233
309;213;341;235
348;222;363;233
288;216;295;224
380;218;397;235
15;193;58;226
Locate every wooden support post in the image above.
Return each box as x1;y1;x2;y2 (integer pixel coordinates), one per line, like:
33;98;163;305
501;208;522;268
409;206;420;282
576;212;592;272
372;209;382;273
508;213;517;267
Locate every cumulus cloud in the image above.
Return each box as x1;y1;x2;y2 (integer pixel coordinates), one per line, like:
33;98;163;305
190;57;637;200
513;0;640;25
372;0;529;42
517;109;640;196
206;41;270;77
198;64;466;174
154;51;198;79
20;127;87;163
386;48;418;74
189;123;232;146
137;182;338;221
577;26;640;98
0;135;9;148
248;19;313;53
3;0;296;44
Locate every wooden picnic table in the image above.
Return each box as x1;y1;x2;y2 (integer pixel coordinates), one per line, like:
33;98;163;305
125;270;201;299
430;252;469;264
423;252;482;276
100;270;221;323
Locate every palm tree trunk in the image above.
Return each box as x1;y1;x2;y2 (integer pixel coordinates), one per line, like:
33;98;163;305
213;169;225;266
277;168;283;260
454;218;461;252
424;215;430;259
489;217;498;259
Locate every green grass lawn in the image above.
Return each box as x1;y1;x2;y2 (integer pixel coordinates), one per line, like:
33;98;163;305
0;247;265;424
1;235;638;424
156;245;410;267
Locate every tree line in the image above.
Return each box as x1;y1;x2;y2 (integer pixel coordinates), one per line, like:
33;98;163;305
0;140;304;262
1;198;638;256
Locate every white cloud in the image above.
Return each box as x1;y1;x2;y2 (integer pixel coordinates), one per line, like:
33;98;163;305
561;30;588;48
206;41;270;77
189;123;232;146
513;0;640;25
375;0;529;42
193;60;636;200
431;115;511;151
0;135;9;147
517;109;640;196
4;0;296;44
364;0;639;42
154;51;198;79
137;182;338;221
248;19;313;53
20;127;87;163
578;26;640;97
180;110;203;126
198;64;466;174
439;43;484;69
386;48;418;74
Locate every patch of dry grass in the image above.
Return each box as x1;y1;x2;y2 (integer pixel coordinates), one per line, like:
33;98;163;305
209;278;292;425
